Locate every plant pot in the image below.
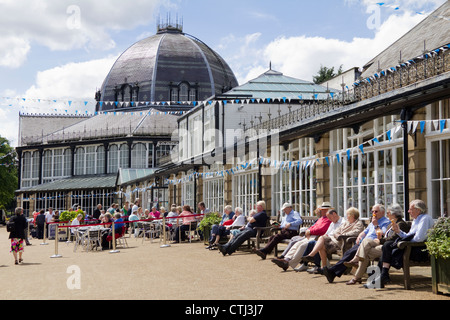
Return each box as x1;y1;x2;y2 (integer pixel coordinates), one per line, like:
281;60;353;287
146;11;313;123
431;255;450;295
203;226;211;245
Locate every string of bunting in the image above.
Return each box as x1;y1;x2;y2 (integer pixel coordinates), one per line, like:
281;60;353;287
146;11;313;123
1;93;339;117
166;118;448;184
377;2;450;22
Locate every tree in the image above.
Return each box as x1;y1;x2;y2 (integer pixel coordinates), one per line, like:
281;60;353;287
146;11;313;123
313;64;343;84
0;137;17;211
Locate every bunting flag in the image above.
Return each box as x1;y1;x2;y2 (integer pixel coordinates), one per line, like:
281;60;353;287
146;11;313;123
353;43;450;88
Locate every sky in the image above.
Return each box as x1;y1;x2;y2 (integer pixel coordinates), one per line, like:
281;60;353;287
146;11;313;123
0;0;447;147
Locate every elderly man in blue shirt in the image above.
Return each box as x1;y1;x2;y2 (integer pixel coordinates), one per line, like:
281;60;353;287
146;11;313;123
255;203;303;260
371;199;435;288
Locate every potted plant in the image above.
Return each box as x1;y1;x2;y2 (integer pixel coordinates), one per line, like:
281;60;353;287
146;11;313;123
425;217;450;295
197;212;222;244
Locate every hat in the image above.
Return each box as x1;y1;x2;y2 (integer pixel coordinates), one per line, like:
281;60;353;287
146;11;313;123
320;202;332;209
281;203;293;210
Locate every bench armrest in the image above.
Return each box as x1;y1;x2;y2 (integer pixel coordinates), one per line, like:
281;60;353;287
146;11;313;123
397;241;426;250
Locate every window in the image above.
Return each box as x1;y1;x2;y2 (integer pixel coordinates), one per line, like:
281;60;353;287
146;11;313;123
272;138;316;216
189;112;203;158
108;145;119;173
170;82;197;102
330;115;403;219
155;144;172;167
35;192;66;213
427;99;450;218
74;147;85;176
179;120;187;161
203;164;224;213
232;170;259;215
21;151;39;188
179;83;189;102
132;143;147;169
181;171;195;208
96;146;105;174
204;105;215;153
119;144;129;169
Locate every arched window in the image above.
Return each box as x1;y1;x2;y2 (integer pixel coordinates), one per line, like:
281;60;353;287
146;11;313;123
96;146;105;174
74;147;85;176
119;144;129;168
132;143;147;169
179;83;189;101
108;145;119;173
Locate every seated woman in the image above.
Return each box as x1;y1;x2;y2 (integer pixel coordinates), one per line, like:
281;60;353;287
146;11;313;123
344;203;410;285
171;205;195;243
206;205;235;249
301;207;365;271
208;207;247;250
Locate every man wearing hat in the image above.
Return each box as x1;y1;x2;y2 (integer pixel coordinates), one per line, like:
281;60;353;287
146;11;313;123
255;203;302;260
271;202;332;271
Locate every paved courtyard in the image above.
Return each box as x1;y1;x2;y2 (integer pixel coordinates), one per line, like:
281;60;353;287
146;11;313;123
0;226;448;301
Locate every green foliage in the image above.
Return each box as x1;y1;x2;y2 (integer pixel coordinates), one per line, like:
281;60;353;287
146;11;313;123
426;217;450;259
313;64;343;84
197;212;222;232
0;137;17;210
59;209;85;223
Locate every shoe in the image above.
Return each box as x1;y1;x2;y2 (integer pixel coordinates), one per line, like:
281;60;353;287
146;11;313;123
344;261;359;268
301;255;315;264
254;249;267;260
307;266;323;274
19;259;23;263
217;244;228;256
294;263;309;272
322;267;336;283
209;246;217;251
15;260;18;265
346;278;362;285
271;258;289;271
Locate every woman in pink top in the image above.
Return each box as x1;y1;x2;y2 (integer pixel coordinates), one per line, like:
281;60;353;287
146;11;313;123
172;205;195;243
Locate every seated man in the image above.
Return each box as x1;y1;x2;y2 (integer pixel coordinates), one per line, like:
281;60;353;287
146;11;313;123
271;202;332;271
255;203;302;260
370;199;435;288
322;203;390;283
218;201;268;256
301;207;365;274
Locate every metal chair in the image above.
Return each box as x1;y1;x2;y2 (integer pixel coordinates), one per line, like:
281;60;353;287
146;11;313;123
85;229;101;252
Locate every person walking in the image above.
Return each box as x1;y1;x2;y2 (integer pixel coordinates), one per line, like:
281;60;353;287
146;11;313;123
8;207;28;265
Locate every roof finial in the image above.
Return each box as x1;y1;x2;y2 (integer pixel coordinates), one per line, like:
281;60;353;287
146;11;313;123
269;61;272;70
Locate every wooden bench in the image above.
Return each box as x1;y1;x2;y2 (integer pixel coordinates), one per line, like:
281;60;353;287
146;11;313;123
397;240;430;290
368;222;431;290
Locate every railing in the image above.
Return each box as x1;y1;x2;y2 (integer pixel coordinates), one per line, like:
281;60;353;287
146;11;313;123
244;47;450;138
22;124;178;146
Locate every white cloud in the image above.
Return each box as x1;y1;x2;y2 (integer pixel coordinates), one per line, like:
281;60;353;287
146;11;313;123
24;55;118;102
0;36;31;68
0;0;165;67
226;6;431;84
0;55;118;146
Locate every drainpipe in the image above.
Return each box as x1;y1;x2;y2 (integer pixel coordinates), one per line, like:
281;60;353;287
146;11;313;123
401;108;411;221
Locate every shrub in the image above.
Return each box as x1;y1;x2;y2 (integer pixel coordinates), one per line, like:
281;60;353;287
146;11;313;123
426;217;450;259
